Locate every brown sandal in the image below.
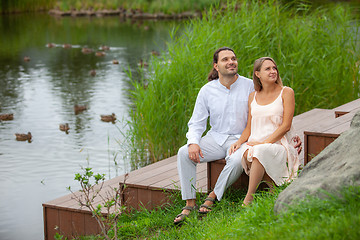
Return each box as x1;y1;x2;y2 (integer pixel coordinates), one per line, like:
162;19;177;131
174;205;198;225
198;197;215;215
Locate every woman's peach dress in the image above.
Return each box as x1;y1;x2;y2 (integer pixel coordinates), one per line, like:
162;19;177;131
240;87;300;186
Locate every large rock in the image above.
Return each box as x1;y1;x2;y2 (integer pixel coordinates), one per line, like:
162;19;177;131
274;110;360;213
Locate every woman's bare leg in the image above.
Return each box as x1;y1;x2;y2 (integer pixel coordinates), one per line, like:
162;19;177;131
243;158;265;205
243;150;251;170
263;173;276;193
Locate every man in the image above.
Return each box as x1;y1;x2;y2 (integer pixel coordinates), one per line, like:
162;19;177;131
174;47;301;224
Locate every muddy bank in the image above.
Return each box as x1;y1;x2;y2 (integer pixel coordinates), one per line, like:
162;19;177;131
49;8;202;19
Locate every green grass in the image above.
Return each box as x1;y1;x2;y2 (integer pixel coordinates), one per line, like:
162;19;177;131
0;0;56;13
127;0;360;164
80;184;360;239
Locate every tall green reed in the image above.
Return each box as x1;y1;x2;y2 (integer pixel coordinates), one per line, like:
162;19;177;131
128;0;360;164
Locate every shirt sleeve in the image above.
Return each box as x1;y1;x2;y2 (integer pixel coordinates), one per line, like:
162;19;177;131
186;88;209;145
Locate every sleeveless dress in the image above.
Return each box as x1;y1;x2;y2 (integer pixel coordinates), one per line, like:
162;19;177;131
240;87;300;186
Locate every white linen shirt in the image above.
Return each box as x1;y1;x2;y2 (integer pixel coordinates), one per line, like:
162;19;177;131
186;75;255;146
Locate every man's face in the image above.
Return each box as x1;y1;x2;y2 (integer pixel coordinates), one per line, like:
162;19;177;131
214;50;238;78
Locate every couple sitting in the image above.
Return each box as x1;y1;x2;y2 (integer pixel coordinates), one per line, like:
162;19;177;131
174;47;301;225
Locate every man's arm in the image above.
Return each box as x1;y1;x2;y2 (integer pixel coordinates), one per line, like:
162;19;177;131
186;88;209;162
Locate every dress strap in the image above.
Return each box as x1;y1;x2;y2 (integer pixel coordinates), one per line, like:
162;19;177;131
252;91;258;104
277;87;285;100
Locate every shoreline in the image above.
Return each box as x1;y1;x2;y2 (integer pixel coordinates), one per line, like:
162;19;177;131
48;8;202;19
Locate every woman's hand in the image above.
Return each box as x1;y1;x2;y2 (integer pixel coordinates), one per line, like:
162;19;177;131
229;142;242;155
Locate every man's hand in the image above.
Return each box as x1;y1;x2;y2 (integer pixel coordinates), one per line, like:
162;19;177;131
188;144;203;163
292;135;302;154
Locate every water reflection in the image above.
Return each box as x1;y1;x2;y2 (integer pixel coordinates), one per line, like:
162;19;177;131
0;13;186;240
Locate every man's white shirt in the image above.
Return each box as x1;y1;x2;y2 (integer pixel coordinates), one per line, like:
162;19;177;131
186;75;255;146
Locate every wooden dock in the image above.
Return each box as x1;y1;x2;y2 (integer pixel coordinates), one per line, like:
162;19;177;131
43;98;360;239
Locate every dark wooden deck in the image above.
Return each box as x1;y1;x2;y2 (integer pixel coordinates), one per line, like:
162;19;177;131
43;98;360;240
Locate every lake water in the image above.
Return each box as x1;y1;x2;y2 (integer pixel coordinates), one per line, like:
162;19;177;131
0;13;186;240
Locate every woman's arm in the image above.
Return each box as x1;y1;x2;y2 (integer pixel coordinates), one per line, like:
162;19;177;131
229;92;254;154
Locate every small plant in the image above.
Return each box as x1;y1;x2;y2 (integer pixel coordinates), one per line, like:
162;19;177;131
68;167;129;240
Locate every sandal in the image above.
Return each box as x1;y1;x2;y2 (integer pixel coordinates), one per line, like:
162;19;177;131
174;205;198;225
198;197;215;215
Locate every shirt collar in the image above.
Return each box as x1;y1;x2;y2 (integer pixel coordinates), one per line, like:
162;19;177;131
216;74;241;90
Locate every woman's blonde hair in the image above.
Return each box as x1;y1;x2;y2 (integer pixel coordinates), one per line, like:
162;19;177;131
252;57;283;91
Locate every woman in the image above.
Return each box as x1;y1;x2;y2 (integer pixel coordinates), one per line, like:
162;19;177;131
229;57;300;205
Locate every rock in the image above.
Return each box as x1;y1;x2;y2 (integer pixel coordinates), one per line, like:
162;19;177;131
274;110;360;213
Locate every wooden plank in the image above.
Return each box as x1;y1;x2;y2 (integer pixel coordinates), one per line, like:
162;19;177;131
158;163;207;191
138;188;152;209
124;163;178;185
123;187;138;209
335;111;350;118
43;207;60;240
326;121;352;135
59;209;73;239
84;213;100;236
292;109;334;131
99;156;178;188
71;212;85;237
144;162;207;188
153;175;180;189
302;109;357;163
135;167;178;186
304;132;339;163
304;109;355;134
333;98;360;113
150;189;171;209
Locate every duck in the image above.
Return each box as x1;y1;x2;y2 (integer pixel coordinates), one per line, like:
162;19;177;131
138;59;148;67
0;113;14;121
89;69;96;76
23;56;31;62
100;113;116;122
151;50;160;56
95;51;106;57
112;59;119;64
63;43;72;49
101;45;110;51
47;43;55;48
74;105;88;114
59;123;70;133
81;47;93;54
15;132;32;142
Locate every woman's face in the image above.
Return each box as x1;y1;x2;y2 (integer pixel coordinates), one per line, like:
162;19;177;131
256;60;278;84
